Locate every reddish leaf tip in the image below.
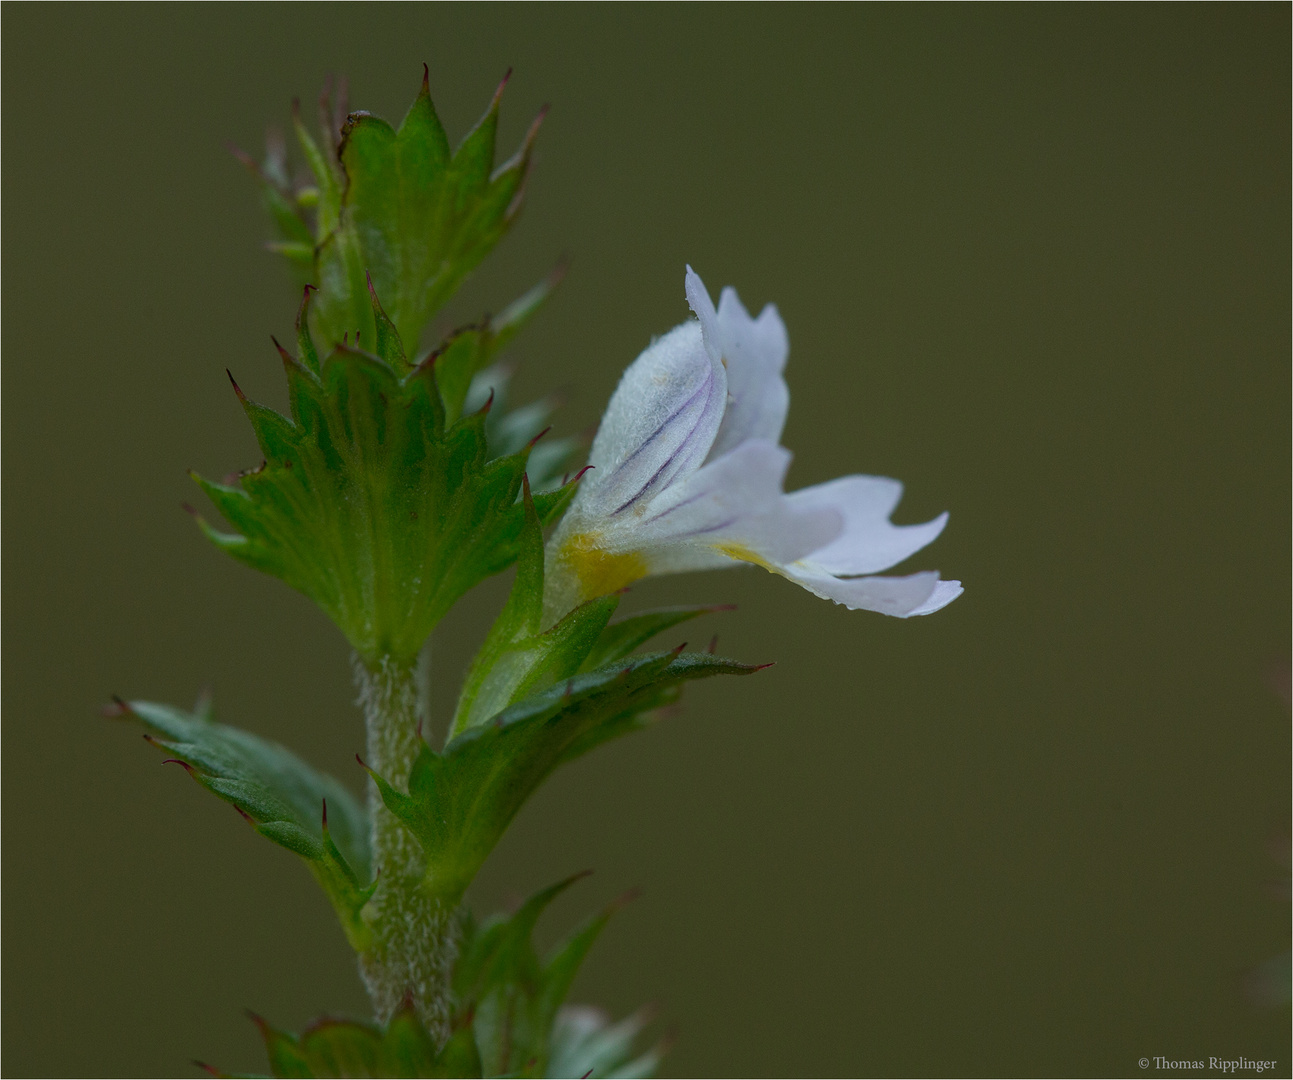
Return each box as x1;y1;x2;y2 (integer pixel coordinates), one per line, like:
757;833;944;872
321;798;328;828
752;661;777;672
706;634;719;654
478;387;496;415
568;464;595;486
527;425;553;450
671;641;688;656
101;696;129;718
226;142;256;171
420;62;430;93
612;885;643;910
492;68;513;107
161;758;195;773
270;335;295;365
181;502;199;518
522;107;547;151
547;255;571;287
225;369;246;401
192;1060;221;1077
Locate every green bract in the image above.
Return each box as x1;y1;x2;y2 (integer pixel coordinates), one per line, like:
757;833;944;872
207;877;660;1079
190;284;576;665
371;647;757;905
247;68;540;356
206;72;568;664
454;875;663;1079
110;694;374;949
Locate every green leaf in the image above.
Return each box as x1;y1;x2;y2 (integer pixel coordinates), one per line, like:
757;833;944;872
191;296;583;665
305;69;543;355
244;73;544;358
367;651;762;905
455;877;636;1078
248;1002;480;1079
578;605;734;673
110;695;373;950
450;480;619;738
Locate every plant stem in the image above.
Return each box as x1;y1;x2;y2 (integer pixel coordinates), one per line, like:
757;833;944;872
353;652;457;1039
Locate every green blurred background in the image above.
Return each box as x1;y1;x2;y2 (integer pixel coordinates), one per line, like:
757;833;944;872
3;5;1288;1077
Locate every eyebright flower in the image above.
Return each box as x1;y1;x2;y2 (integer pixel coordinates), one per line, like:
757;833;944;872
542;267;963;624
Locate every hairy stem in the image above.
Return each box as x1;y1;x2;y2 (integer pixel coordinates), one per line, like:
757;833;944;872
353;652;457;1039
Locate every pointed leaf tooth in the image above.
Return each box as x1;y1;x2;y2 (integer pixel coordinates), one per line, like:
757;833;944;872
101;696;129;719
396;62;450;167
493;67;514;106
292;96;331;191
495;105;546;183
366;271;409;372
452;71;503;192
295;284;321;371
227;140;264;180
271;335;295;368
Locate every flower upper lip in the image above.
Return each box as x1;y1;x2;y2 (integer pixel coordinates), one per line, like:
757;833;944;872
543;266;963;623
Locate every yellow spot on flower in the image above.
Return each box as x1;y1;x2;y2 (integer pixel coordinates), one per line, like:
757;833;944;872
560;532;648;600
712;542;777;573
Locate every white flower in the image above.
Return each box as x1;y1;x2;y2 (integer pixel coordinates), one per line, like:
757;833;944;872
542;267;962;623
